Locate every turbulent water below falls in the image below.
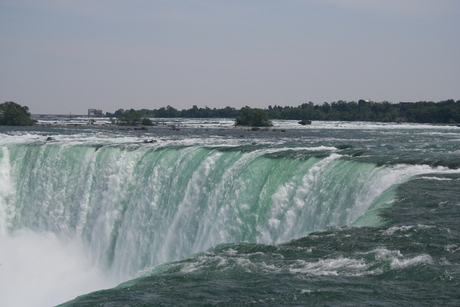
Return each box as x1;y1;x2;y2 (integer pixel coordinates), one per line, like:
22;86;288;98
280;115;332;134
0;119;459;306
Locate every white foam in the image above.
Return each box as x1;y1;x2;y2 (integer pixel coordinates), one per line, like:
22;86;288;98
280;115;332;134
359;247;434;270
444;244;459;253
0;231;115;307
383;224;435;236
0;148;12;233
289;257;369;276
390;254;434;269
418;176;453;181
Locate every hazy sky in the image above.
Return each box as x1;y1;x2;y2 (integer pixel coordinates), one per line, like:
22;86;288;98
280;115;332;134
1;0;459;114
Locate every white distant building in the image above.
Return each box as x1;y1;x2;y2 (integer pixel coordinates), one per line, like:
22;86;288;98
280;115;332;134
88;109;103;117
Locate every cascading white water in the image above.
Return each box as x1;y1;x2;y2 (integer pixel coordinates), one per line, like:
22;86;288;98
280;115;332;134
0;141;451;306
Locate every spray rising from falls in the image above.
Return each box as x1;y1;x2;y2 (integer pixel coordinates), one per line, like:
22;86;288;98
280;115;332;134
0;143;437;282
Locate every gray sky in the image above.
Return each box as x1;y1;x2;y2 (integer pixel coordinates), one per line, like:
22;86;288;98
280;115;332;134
1;0;459;115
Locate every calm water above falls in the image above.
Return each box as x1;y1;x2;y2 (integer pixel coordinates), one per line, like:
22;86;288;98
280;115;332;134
0;120;459;306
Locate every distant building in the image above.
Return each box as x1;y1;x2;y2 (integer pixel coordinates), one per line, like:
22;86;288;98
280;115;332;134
88;109;103;117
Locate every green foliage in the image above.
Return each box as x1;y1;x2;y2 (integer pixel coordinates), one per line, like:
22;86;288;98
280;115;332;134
235;107;272;127
0;101;35;126
107;105;239;119
106;99;460;124
265;99;460;123
115;110;154;126
156;105;179;118
141;117;154;126
116;111;143;126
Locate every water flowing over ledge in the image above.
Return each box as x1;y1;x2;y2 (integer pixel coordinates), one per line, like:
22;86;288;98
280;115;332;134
1;121;459;306
1;143;450;276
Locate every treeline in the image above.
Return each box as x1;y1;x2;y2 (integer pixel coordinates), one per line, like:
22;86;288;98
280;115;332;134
107;99;460;124
107;105;240;119
266;100;460;123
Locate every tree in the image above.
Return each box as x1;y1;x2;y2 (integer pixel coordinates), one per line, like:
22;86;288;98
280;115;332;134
235;107;272;127
116;111;143;126
141;117;154;126
0;101;35;126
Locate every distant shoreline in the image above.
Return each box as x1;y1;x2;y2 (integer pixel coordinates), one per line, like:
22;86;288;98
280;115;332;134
32;114;91;117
